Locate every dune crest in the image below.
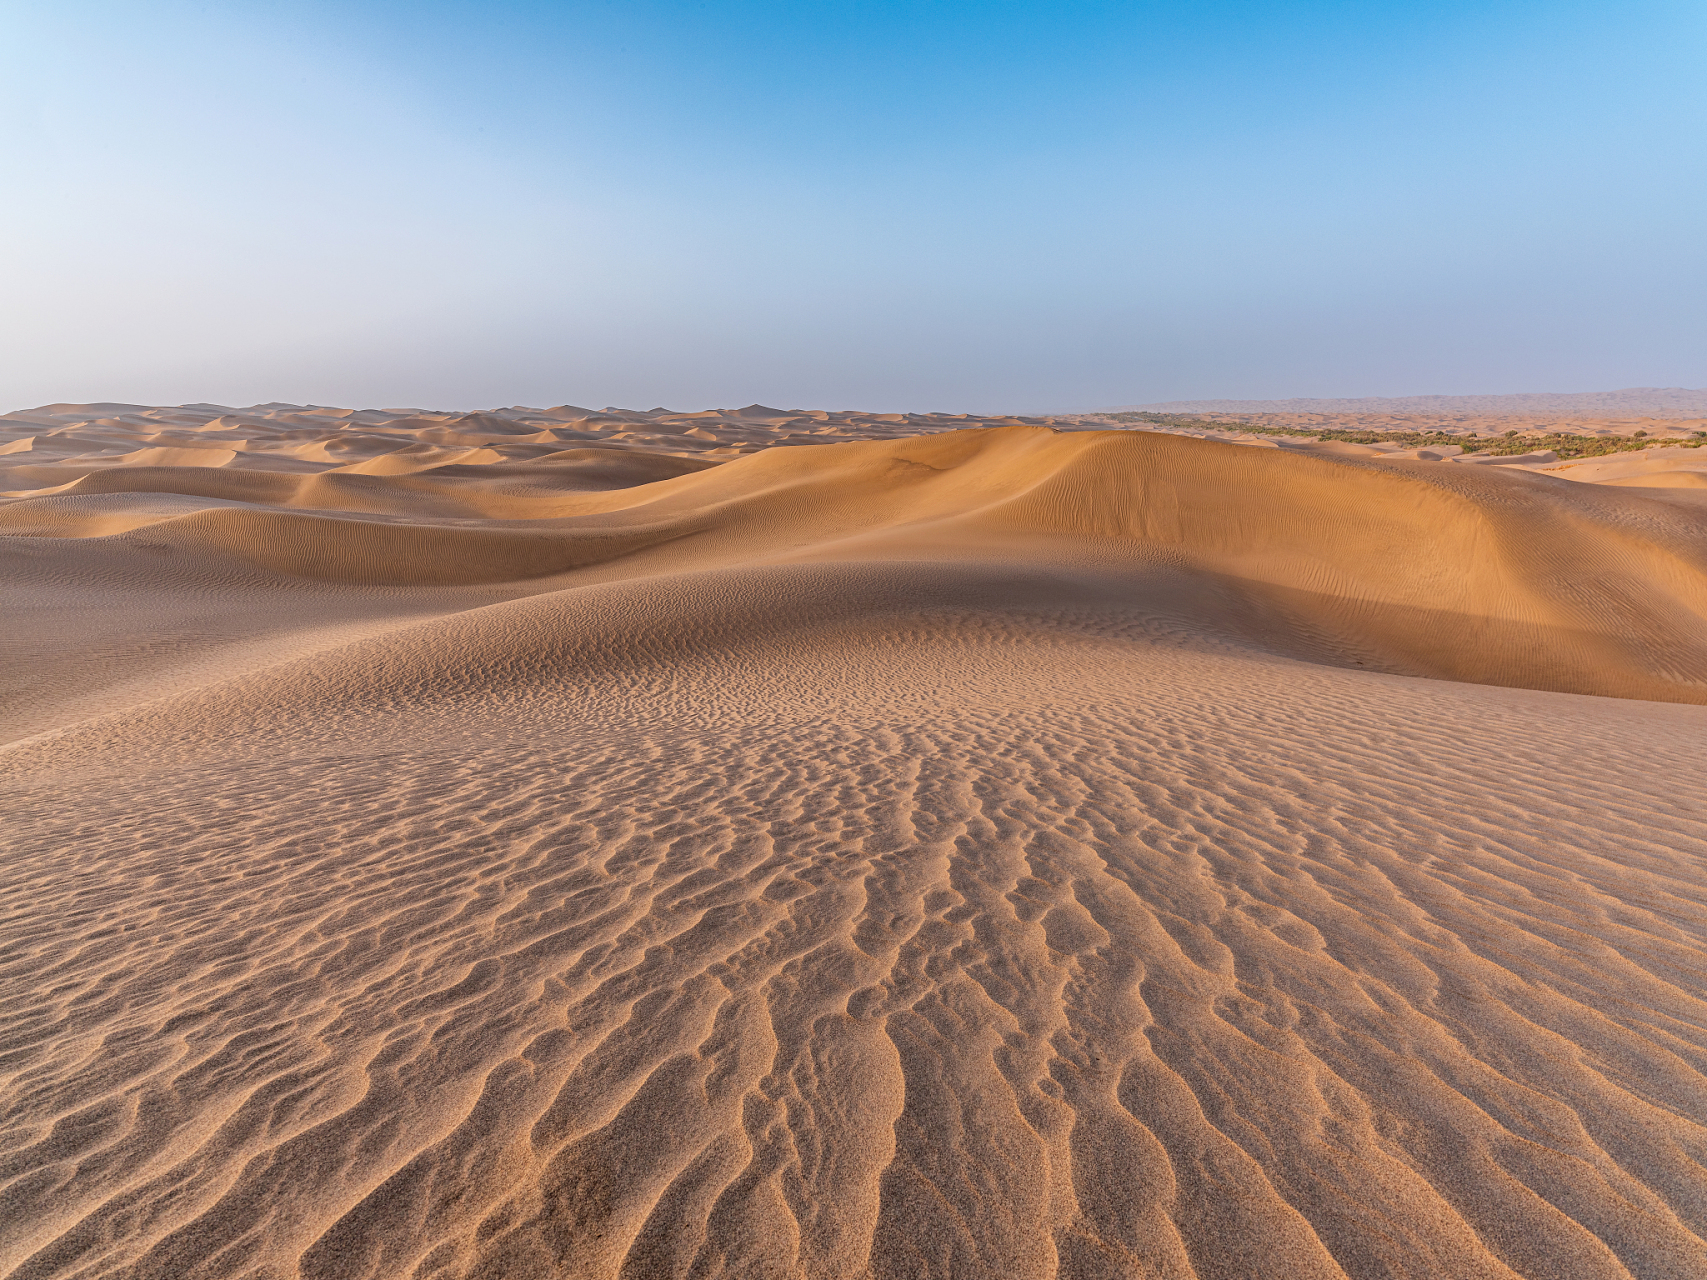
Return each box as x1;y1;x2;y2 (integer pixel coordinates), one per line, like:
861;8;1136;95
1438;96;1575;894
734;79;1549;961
4;403;1706;1279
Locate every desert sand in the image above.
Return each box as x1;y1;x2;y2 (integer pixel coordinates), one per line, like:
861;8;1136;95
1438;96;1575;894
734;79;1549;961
4;402;1707;1279
1094;387;1707;449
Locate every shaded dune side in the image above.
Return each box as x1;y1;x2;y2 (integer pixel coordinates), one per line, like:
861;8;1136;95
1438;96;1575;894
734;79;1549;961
8;427;1707;703
0;559;1315;767
6;448;718;515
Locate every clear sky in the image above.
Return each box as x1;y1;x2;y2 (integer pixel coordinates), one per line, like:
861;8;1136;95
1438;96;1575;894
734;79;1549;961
3;0;1703;412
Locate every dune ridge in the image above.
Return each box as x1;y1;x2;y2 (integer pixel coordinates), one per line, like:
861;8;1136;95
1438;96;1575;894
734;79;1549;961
4;404;1706;1279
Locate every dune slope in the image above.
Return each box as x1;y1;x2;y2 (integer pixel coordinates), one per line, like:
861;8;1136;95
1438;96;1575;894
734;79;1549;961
3;405;1706;1280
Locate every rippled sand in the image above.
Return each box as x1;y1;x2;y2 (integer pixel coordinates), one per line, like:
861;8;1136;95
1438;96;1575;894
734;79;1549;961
4;404;1706;1279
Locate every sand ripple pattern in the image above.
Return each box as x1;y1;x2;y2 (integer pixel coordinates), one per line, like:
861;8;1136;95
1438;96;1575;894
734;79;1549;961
6;665;1707;1279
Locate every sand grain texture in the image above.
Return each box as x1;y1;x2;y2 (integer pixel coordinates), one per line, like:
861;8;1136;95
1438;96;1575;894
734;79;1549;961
4;403;1706;1280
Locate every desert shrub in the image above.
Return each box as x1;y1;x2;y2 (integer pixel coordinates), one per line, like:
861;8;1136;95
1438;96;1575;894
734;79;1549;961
1092;412;1705;459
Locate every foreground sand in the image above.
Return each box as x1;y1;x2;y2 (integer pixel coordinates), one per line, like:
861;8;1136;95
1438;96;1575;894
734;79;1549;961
4;405;1707;1279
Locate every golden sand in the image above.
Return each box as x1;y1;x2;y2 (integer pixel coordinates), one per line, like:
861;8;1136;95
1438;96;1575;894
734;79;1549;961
4;403;1705;1279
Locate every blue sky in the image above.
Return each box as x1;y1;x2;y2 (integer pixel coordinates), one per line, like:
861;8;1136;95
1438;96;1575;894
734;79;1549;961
3;0;1703;411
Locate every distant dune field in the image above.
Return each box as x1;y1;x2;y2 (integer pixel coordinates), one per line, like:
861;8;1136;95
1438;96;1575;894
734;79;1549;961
1107;385;1707;419
4;403;1706;1280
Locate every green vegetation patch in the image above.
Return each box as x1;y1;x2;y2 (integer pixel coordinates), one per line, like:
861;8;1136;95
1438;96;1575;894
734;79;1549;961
1095;412;1707;461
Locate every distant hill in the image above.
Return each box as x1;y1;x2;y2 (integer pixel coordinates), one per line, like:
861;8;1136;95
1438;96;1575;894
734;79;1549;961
1106;387;1707;418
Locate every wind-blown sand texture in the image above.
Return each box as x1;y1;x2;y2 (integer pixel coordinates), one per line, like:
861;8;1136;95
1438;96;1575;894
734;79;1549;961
4;402;1707;1280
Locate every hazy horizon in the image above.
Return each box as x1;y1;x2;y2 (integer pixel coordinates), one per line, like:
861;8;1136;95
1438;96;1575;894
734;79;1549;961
5;0;1703;412
12;386;1707;422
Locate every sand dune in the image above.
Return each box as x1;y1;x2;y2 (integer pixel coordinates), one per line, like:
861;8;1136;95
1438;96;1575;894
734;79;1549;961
4;403;1706;1279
